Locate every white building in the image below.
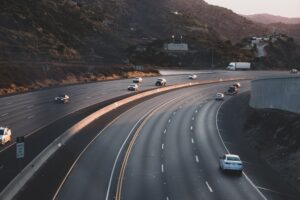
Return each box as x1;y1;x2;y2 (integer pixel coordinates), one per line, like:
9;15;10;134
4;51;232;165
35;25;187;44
164;43;188;51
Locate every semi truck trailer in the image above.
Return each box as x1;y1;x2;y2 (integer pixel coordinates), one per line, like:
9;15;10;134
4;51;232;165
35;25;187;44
227;62;251;70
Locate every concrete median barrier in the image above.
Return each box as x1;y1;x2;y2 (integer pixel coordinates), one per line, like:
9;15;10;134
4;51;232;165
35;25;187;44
250;76;300;114
0;77;249;200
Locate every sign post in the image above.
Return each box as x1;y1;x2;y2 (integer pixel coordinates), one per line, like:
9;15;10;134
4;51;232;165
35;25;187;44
16;136;25;172
16;136;25;159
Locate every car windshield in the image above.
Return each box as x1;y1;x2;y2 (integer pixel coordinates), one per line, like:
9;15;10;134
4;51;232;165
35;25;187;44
227;156;240;161
0;129;4;135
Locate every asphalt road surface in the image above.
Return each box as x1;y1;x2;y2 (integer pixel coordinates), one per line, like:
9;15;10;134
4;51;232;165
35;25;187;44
53;80;299;200
0;70;289;149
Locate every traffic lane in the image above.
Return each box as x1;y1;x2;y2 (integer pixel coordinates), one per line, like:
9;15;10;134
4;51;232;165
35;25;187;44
218;92;300;200
194;99;264;200
0;70;233;142
0;70;285;142
120;86;218;200
163;95;213;200
54;85;216;200
0;73;214;140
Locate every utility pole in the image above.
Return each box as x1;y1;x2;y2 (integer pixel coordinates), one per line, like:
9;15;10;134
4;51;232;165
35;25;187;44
211;48;214;69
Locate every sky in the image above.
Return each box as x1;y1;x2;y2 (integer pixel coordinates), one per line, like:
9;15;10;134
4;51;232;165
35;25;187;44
204;0;300;18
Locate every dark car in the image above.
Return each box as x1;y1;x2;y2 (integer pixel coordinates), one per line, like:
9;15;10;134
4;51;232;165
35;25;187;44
54;94;70;103
225;86;238;95
155;78;167;86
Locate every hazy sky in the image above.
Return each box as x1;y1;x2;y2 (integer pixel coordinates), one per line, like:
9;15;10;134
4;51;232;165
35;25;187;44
204;0;300;18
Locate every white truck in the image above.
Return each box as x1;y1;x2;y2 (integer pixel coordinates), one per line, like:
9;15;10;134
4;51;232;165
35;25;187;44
227;62;251;70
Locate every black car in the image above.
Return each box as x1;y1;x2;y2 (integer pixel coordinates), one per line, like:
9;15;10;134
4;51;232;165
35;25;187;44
225;86;238;95
155;78;167;86
54;94;70;103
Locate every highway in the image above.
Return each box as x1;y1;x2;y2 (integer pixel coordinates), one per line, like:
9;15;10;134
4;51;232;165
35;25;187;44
53;79;299;200
0;70;298;200
0;70;287;147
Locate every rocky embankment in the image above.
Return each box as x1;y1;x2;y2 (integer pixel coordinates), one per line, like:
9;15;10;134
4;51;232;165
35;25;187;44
0;65;159;96
244;108;300;191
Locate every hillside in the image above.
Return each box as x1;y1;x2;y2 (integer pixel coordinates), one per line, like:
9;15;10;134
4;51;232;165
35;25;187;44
0;0;300;95
269;23;300;44
0;0;268;65
245;14;300;25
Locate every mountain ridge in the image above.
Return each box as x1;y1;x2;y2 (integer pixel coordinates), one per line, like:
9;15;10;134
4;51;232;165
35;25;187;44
245;14;300;25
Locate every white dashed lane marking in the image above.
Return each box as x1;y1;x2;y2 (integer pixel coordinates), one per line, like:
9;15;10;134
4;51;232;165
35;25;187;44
0;113;8;118
206;181;213;192
195;155;199;163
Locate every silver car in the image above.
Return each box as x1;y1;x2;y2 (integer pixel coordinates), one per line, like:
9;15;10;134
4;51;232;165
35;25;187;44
133;77;143;83
215;93;224;100
188;74;197;79
219;154;243;173
128;84;139;91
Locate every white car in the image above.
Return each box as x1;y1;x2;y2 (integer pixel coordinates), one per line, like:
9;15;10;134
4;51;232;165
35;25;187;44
128;84;139;91
54;94;70;103
290;69;298;74
155;78;167;86
133;77;143;83
215;93;224;100
188;74;197;79
0;127;12;145
219;154;243;173
233;82;241;88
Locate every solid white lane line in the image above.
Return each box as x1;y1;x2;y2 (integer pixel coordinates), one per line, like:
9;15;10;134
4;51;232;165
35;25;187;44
206;181;213;192
164;129;167;134
216;101;268;200
190;126;193;131
195;155;199;163
191;138;194;144
161;164;164;173
0;113;8;117
162;144;164;150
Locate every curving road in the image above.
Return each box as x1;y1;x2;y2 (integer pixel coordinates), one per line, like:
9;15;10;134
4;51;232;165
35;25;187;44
52;79;299;200
0;70;289;146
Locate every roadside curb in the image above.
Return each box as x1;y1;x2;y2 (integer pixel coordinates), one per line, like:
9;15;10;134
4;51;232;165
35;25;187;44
0;77;249;200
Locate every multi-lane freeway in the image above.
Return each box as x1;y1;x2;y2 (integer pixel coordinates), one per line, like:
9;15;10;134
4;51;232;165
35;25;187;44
0;70;299;200
0;70;287;145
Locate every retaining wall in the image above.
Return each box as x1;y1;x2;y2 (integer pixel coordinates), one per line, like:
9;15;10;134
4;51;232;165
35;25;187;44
250;76;300;113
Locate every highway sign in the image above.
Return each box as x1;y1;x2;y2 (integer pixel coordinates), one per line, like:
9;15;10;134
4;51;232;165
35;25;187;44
16;136;25;159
